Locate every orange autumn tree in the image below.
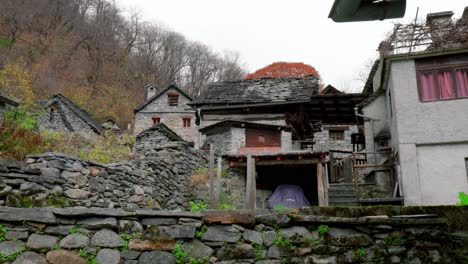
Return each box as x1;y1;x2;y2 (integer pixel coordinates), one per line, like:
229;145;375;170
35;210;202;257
246;62;320;79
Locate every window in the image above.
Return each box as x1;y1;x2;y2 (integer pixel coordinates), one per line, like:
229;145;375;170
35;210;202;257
258;135;265;143
329;130;345;141
417;55;468;102
168;93;179;106
182;117;191;128
49;105;57;112
152;117;160;125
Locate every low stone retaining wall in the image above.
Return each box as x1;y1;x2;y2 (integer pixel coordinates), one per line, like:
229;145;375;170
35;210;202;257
0;206;466;264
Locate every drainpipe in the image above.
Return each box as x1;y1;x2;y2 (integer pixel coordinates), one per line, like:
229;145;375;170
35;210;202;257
354;107;378;164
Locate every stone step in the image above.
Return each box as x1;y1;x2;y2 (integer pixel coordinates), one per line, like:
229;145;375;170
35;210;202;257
328;197;360;203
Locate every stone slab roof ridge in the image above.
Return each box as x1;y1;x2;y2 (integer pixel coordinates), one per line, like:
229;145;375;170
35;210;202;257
135;83;193;112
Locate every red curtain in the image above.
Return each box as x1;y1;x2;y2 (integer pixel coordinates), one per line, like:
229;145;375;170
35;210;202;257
437;71;455;99
456;69;468;97
419;72;437;101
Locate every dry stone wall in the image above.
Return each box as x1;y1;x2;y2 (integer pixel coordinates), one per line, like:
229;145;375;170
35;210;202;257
0;206;466;264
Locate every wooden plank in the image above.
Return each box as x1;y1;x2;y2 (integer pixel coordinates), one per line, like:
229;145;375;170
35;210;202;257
317;163;325;206
209;144;215;209
352;153;358;192
215;157;222;209
329;152;336;183
324;164;329;206
245;154;256;210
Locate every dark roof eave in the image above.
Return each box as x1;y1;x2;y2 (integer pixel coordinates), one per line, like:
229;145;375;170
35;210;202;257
199;120;290;133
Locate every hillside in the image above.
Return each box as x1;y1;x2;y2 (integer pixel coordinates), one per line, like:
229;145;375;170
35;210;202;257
0;0;246;127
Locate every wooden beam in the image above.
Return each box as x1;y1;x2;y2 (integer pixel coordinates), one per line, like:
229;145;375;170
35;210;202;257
209;144;215;209
317;163;326;206
215;157;222;209
245;154;256;210
229;158;327;167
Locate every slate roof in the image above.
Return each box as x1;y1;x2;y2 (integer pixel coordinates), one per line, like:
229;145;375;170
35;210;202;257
362;60;380;94
321;85;343;95
192;75;320;106
135;84;192;112
99;118;122;131
136;123;185;142
0;92;20;106
43;94;103;134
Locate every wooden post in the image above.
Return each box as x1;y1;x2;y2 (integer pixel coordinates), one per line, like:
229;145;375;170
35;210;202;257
317;163;325;206
245;154;256;210
209;144;215;209
352;152;358;192
215;157;222;208
324;163;329;206
330;152;336;183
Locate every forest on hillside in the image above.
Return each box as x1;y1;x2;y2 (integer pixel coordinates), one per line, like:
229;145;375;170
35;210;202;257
0;0;247;126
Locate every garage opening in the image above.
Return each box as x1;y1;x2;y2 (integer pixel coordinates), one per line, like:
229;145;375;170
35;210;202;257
255;164;318;208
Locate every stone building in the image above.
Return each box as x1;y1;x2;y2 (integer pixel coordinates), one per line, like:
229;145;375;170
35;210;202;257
38;94;102;139
99;118;122;133
134;84;196;144
0;92;19;122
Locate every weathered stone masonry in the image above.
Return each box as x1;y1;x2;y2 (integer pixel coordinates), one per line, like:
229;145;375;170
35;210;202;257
0;206;466;264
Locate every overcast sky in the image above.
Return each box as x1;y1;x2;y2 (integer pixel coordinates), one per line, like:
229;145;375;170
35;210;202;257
115;0;467;92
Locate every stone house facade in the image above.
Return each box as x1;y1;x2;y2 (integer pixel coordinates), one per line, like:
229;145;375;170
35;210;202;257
358;10;468;205
134;84;196;144
38;94;102;139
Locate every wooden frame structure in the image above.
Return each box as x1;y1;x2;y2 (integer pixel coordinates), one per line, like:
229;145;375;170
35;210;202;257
213;151;330;210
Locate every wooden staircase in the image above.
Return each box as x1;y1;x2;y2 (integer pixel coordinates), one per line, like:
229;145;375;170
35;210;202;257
327;183;360;206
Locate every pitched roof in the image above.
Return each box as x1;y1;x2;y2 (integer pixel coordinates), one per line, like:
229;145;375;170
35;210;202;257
99;118;122;131
321;85;343;95
0;92;20;106
136;123;185;142
362;60;380;94
199;120;290;133
192;75;320;106
43;94;103;134
135;84;192;112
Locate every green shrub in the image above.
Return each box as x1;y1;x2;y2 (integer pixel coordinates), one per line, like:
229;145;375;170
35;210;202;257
78;249;97;264
189;201;207;212
354;247;367;258
0;246;24;262
272;204;290;211
0;224;6;242
317;225;329;237
274;229;295;250
195;225;208;239
458;192;468;206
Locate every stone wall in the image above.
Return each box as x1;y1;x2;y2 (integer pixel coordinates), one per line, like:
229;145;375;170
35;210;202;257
0;206;465;264
314;125;358;158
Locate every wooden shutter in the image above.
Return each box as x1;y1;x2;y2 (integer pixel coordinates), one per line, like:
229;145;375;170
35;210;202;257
245;128;281;147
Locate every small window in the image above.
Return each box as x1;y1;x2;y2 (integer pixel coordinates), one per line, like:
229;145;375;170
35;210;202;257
50;105;58;112
168;94;179;106
182;117;191;128
152;117;160;125
329;130;345;141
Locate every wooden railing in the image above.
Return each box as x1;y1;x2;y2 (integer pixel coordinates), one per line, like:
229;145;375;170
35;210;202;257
352;151;394;192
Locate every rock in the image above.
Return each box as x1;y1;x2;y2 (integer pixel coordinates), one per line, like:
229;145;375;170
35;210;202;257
26;234;57;250
328;227;372;247
203;211;255;225
128;239;176;251
121;250;140;259
158;225;196;239
201;225;241;243
129;195;144;203
428;250;441;262
263;230;276;247
119;220;143;234
141;218;177;226
52;207;133;217
60;233;90;249
267;245;281;259
391;255;401;263
256;260;282;264
131;186;145;195
178;218;202;227
123;260;138;264
77;217;118;229
0;186;12;197
5;231;28;241
243;229;263;245
0;241;25;256
72;162;84;172
45;225;75;236
19;182;45;195
91;230;123;248
216;243;255;261
64;189;90;199
280;226;312;243
256;213;291;227
182;239;213;258
388;246;406;255
96;249;121;264
61;171;87;187
46;249;86;264
48;160;65;170
12;251;47;264
307;255;338;264
40;168;60;178
138;251;175;264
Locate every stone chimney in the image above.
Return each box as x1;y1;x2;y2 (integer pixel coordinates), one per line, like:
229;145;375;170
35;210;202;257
146;83;157;100
426;11;454;47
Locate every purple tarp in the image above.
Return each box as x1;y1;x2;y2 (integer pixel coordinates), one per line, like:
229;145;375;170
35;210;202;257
267;184;311;209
